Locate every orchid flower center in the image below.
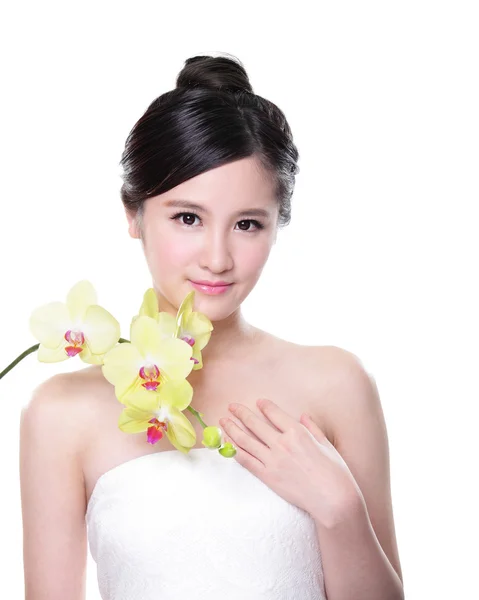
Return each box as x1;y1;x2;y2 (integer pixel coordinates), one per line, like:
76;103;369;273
139;363;161;391
147;409;169;445
64;329;85;357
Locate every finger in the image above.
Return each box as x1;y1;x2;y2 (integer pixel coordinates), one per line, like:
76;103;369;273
299;412;330;444
221;418;269;464
227;414;265;445
256;398;298;433
228;403;280;448
222;432;265;477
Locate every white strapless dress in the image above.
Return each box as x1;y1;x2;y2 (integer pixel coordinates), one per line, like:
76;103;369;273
86;448;327;600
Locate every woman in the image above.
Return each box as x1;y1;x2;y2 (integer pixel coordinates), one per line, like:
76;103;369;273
20;54;404;599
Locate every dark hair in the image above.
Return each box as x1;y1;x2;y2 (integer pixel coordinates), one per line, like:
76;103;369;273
120;53;299;232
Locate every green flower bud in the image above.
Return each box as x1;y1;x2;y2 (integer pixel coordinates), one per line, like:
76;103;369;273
219;442;237;458
202;426;222;449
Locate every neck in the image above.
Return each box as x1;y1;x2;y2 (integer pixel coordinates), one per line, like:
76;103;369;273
201;306;256;362
154;291;258;363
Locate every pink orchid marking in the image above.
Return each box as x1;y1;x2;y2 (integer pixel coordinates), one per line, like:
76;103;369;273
64;329;85;357
139;364;161;391
181;334;199;365
181;335;195;346
147;418;168;445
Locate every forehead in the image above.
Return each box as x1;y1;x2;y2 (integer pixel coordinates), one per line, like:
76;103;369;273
156;156;277;210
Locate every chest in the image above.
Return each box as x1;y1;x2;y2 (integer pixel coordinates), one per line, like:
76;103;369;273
83;356;333;505
185;365;312;444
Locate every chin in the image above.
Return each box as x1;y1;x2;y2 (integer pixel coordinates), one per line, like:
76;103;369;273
187;291;238;316
189;300;234;322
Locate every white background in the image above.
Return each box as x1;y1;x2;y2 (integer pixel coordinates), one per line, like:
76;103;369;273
0;1;477;598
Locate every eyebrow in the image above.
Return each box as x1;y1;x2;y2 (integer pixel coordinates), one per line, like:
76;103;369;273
163;199;272;219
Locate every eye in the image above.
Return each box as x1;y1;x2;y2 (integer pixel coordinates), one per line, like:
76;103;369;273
170;212;265;232
235;219;264;232
170;212;201;226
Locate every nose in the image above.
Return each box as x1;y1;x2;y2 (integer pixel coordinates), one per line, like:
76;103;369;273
198;228;234;274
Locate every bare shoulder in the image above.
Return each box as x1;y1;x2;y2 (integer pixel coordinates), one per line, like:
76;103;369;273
309;344;380;430
259;329;366;369
287;341;369;375
22;365;112;458
20;367;106;498
298;344;378;441
263;333;371;387
24;364;111;413
261;336;376;443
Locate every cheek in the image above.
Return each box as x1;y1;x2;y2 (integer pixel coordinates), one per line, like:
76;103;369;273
144;228;197;273
239;239;272;274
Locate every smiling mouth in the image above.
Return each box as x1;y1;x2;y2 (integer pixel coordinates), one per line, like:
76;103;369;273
188;280;233;295
190;280;233;287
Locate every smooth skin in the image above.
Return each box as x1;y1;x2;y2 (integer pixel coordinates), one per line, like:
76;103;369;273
20;156;402;598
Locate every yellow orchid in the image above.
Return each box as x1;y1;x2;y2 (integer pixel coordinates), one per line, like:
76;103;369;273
28;280;120;365
133;288;213;370
117;381;196;451
175;291;214;369
1;283;236;458
102;314;194;404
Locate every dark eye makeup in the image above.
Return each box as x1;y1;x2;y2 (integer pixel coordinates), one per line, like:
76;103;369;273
170;211;265;231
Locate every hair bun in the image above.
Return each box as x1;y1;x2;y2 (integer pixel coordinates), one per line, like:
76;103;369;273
176;54;254;94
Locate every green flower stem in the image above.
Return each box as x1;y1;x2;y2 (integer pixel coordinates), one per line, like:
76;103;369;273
186;405;208;429
0;337;233;452
0;343;40;380
0;337;131;381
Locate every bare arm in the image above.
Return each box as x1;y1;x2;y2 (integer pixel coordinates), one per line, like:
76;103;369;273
20;374;88;600
314;347;404;599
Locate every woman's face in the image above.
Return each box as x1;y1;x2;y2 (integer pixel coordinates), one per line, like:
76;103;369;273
125;156;279;322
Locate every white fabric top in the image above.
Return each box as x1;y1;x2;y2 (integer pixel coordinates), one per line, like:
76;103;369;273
86;448;327;599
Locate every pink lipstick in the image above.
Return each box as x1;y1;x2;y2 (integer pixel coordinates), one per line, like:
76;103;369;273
189;280;233;296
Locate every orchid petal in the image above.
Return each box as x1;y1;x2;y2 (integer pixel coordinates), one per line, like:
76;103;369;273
82;305;120;354
130;316;164;357
66;280;97;322
121;388;162;414
37;342;70;363
157;312;176;338
153;337;194;380
29;302;71;349
139;288;159;319
79;345;106;365
175;291;194;337
130;316;193;379
102;342;144;403
185;312;213;349
157;379;193;411
118;406;155;434
165;407;197;452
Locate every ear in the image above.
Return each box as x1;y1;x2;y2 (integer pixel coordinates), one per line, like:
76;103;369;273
124;207;141;239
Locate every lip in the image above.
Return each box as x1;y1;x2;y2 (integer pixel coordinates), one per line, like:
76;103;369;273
189;280;233;296
191;280;232;286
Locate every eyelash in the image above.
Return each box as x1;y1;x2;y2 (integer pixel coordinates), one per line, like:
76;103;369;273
170;212;265;232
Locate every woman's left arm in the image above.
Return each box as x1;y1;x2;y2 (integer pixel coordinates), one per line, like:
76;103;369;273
310;350;404;600
220;348;404;600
